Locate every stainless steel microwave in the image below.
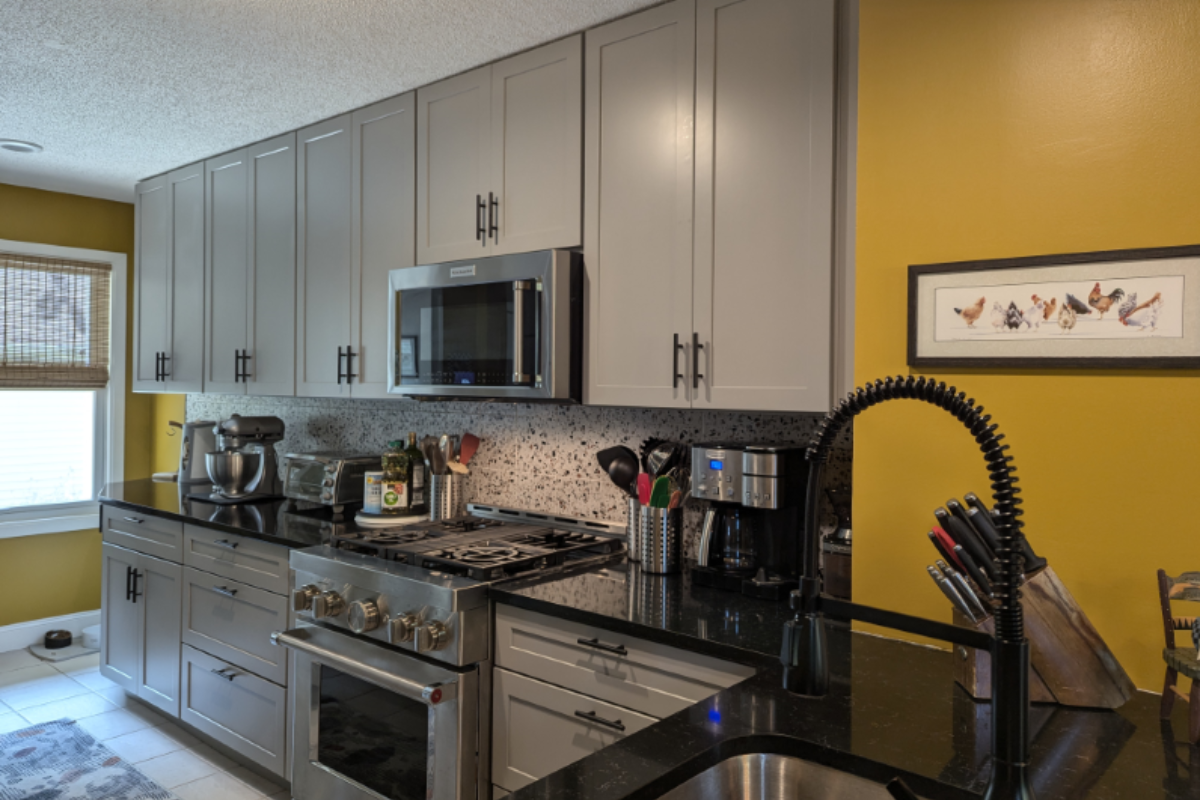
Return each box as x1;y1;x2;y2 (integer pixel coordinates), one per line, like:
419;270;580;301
387;249;582;401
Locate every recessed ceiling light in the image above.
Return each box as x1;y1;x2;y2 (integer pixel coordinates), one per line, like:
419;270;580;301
0;140;43;154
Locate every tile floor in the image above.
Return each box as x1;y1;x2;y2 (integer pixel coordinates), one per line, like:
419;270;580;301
0;647;291;799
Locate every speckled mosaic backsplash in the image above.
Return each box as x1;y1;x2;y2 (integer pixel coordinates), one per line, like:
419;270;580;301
185;395;852;557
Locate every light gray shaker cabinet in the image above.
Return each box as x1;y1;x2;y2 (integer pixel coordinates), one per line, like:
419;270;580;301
583;1;697;409
203;149;250;394
691;0;835;412
133;162;205;394
100;542;183;718
417;35;581;264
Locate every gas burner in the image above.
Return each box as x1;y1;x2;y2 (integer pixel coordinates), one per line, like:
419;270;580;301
361;530;428;545
446;545;522;564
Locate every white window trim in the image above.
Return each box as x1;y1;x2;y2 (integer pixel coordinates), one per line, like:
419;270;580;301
0;237;126;540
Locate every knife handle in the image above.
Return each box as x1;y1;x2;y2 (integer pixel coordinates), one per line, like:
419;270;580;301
947;499;995;560
964;495;1049;575
953;544;993;598
928;566;977;623
935;508;997;582
927;530;957;568
942;562;991;620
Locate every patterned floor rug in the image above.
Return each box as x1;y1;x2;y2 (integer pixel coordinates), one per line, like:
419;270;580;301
0;719;179;800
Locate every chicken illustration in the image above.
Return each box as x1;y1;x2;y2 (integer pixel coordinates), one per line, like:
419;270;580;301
954;297;986;328
1087;282;1126;319
990;301;1008;332
1064;293;1091;316
1040;296;1057;321
1118;291;1162;331
1004;302;1024;330
1058;303;1077;333
1022;297;1046;329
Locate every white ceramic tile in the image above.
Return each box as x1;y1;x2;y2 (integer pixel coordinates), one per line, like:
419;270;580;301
0;649;41;673
137;748;219;789
18;692;116;724
95;685;132;708
229;765;285;796
152;721;199;749
188;743;239;772
75;707;160;740
52;653;101;675
68;668;120;692
174;770;263;800
0;663;57;690
0;671;91;710
123;699;172;728
103;725;192;763
0;712;31;735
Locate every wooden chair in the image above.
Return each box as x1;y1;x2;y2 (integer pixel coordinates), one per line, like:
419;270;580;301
1158;569;1200;743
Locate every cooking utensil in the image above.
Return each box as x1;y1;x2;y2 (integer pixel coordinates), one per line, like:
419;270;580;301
439;435;453;473
935;507;996;581
430;441;447;476
649;475;672;508
446;459;469;475
639;438;665;473
459;433;481;466
597;446;640;496
964;492;1048;574
667;490;683;510
937;559;990;620
952;543;993;598
946;498;992;558
929;527;965;572
645;441;679;478
927;530;957;566
637;474;652;506
928;565;978;623
450;435;461;462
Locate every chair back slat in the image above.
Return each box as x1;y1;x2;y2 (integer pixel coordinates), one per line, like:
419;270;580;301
1166;572;1200;603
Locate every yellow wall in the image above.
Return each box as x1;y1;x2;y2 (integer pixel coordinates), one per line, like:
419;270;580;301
0;183;182;626
854;0;1200;692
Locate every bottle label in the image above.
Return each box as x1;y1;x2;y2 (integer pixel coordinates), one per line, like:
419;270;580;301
412;465;425;489
381;481;408;513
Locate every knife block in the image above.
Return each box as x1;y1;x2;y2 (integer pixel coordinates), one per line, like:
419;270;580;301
952;565;1136;709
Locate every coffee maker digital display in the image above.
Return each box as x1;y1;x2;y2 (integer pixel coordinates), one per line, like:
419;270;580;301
691;442;808;601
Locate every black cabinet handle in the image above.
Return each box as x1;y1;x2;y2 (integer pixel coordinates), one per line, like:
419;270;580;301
476;194;486;245
574;710;626;732
692;333;704;390
213;539;239;550
212;585;238;598
672;334;684;389
488;192;499;242
160;353;170;381
234;350;242;383
155;352;162;382
239;350;252;383
125;565;133;602
337;347;345;385
130;570;142;603
210;667;238;682
577;637;628;657
345;346;357;383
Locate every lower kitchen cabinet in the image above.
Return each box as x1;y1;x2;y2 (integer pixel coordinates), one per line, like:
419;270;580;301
182;567;290;685
100;543;183;717
181;644;288;777
492;666;656;791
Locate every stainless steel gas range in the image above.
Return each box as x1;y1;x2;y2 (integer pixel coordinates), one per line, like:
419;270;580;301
272;506;625;800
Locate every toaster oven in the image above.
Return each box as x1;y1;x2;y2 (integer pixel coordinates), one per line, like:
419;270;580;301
282;452;381;512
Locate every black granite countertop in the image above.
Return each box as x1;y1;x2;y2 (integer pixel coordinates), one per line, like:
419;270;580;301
100;479;391;549
493;561;1197;800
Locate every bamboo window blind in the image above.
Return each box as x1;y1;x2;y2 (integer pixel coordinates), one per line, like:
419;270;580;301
0;251;112;388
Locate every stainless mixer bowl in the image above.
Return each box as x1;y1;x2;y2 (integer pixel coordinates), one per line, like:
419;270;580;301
205;450;264;498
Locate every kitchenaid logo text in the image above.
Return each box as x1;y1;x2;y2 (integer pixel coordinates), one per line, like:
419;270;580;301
449;265;476;278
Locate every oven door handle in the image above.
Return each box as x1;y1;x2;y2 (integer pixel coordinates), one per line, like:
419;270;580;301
271;627;457;705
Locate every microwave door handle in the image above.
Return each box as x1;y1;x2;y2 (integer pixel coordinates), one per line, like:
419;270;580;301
512;281;534;385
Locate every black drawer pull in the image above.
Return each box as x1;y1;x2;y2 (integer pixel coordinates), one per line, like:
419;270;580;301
476;194;486;244
122;516;144;524
212;586;238;598
577;637;628;657
213;539;239;550
574;710;625;732
210;667;238;682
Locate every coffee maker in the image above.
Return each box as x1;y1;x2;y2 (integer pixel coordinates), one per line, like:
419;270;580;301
690;442;807;601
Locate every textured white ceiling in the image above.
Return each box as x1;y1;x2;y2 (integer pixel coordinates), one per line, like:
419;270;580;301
0;0;660;203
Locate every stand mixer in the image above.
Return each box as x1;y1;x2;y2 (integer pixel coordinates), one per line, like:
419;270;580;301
191;415;286;504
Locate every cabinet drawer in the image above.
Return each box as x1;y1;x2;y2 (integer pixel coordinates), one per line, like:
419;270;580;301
182;568;289;685
184;525;289;595
492;667;655;791
495;605;754;719
102;507;183;563
180;644;287;778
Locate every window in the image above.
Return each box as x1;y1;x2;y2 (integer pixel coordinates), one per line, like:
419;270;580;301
0;239;126;539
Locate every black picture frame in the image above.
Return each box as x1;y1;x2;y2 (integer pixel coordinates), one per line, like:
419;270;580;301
907;243;1200;370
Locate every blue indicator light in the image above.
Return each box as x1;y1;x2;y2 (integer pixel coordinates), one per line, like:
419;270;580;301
707;709;721;723
709;460;723;470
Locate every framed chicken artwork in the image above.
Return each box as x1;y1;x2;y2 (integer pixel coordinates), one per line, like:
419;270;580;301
907;244;1200;369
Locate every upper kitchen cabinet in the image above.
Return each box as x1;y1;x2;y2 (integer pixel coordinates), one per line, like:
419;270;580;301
351;94;416;398
584;1;697;408
296;115;354;397
417;35;582;264
584;0;836;412
203;134;298;397
691;0;835;412
134;163;205;393
297;98;416;399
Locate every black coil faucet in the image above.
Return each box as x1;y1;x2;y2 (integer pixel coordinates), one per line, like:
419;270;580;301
783;375;1034;800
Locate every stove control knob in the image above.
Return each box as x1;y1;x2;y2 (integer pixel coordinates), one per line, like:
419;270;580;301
312;591;346;619
292;584;321;612
388;613;419;644
347;600;381;634
418;621;450;652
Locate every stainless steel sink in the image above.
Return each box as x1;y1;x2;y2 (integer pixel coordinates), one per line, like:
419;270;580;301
655;753;901;800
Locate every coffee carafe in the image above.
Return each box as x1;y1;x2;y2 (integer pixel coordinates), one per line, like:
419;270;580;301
690;442;808;601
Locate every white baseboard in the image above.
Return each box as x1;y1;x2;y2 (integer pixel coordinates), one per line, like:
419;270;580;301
0;610;101;654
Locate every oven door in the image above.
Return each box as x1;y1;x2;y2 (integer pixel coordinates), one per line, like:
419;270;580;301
284;459;326;503
275;624;478;800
